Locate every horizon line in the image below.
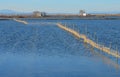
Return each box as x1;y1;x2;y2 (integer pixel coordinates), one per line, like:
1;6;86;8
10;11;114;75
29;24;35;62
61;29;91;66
0;9;120;14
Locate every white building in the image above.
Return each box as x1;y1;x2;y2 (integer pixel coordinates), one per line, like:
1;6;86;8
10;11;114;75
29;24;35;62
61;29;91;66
80;10;87;16
82;13;87;16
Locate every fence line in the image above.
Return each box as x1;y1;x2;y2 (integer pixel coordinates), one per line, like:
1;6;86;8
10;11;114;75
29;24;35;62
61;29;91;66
57;23;120;58
13;18;28;25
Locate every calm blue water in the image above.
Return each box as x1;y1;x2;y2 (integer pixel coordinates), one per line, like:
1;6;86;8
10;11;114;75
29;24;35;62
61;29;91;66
0;19;120;77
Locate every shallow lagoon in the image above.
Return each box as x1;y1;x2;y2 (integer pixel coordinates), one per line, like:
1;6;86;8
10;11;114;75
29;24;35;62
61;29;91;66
0;19;120;77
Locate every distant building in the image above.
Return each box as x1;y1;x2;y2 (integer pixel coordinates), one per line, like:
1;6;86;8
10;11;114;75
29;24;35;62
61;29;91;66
33;11;46;17
79;10;87;16
33;11;41;17
82;13;87;16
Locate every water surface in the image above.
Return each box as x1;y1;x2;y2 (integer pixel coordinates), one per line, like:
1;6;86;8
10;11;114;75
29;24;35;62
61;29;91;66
0;19;120;77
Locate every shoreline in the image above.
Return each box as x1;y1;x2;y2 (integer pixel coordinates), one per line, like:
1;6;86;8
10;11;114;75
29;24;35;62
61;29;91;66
1;16;120;20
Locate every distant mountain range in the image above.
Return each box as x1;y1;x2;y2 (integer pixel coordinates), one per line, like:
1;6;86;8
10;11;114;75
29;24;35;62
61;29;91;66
90;11;120;14
0;9;19;14
0;9;32;15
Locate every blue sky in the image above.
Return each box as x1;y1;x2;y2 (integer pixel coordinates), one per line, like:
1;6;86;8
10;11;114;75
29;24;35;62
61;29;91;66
0;0;120;13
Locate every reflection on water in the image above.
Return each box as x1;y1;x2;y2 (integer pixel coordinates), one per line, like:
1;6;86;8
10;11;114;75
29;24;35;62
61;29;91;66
0;19;120;77
0;54;119;77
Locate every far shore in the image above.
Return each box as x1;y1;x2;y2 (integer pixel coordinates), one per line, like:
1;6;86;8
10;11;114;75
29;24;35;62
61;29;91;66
1;15;120;20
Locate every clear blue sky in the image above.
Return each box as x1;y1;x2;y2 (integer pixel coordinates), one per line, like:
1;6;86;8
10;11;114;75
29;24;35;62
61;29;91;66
0;0;120;13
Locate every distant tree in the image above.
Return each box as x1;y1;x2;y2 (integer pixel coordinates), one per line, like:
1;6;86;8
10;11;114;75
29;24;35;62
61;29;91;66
80;10;85;15
79;10;87;16
41;12;46;17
